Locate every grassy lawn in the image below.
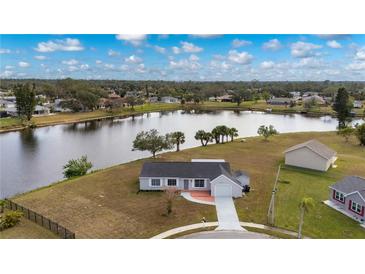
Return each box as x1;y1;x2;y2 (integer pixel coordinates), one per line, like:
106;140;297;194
0;103;181;131
11;131;365;239
0;209;58;239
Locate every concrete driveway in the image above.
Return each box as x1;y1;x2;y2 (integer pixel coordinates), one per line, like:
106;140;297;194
215;197;245;231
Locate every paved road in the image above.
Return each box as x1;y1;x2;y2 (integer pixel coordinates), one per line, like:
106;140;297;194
179;230;274;239
215;197;245;231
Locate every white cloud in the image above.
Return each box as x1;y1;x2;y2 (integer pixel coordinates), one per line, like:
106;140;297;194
355;47;365;61
153;45;166;54
190;34;221;38
68;66;79;72
95;60;103;64
227;50;253;64
104;63;115;69
0;70;14;77
210;60;231;70
18;61;30;68
172;46;181;54
108;49;120;57
5;65;14;69
80;64;89;70
35;38;84;52
232;39;252;48
62;59;79;65
189;54;199;62
346;62;365;71
326;40;342;49
260;61;275;69
34;55;47;60
115;34;147;46
125;55;143;64
262;39;282;51
0;48;11;54
136;64;146;73
180;41;203;53
169;58;200;70
293;57;324;68
291;41;322;58
317;34;351;40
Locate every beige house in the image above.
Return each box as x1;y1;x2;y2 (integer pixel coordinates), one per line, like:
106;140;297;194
284;139;337;171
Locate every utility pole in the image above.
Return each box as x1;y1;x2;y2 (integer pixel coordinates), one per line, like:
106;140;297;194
267;165;281;226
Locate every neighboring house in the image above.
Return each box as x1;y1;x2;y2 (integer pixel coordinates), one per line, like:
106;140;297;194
303;95;326;105
284;139;337;171
0;99;16;109
302;91;319;97
148;96;159;103
139;159;250;198
33;105;50;115
327;176;365;223
267;97;296;105
161;96;179;103
289;91;301;99
54;99;72;112
216;94;233;102
353;100;363;108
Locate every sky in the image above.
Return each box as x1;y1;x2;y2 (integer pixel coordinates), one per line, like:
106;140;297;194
0;34;364;81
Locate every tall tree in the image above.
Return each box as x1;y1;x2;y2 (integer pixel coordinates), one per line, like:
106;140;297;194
257;125;278;141
168;131;185;151
333;87;352;128
355;123;365;146
298;197;315;239
14;83;36;121
133;129;173;158
194;130;212;146
228;127;239;142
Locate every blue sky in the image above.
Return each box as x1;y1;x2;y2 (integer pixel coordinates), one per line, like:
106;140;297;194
1;34;364;81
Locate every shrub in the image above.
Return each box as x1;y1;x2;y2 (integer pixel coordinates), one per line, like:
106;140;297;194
0;211;23;230
355;123;365;146
63;155;93;178
0;200;6;214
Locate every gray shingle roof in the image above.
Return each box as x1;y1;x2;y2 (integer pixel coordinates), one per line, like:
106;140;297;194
140;161;233;181
330;176;365;197
284;139;337;160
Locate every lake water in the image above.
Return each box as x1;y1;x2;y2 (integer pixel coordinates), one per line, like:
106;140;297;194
0;110;361;198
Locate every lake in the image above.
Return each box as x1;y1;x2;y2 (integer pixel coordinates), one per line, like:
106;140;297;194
0;110;361;198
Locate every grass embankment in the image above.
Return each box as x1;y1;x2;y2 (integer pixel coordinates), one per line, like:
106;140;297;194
1;101;363;132
10;131;365;239
0;209;58;239
0;103;181;132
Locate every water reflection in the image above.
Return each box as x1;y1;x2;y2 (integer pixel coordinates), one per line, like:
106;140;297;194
19;128;38;151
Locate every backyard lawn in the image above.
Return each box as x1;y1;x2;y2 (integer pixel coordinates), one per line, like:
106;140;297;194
0;209;58;239
10;131;365;239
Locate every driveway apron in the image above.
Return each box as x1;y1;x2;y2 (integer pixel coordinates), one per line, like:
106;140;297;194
215;197;245;231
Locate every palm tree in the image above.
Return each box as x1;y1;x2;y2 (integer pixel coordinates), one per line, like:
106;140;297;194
195;130;207;146
169;131;185;151
298;197;315;239
211;127;221;144
228;127;239;142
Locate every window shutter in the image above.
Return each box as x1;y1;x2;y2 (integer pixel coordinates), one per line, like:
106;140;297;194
333;190;336;199
361;206;365;217
348;200;352;210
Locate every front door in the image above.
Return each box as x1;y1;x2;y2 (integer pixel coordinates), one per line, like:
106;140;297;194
183;179;189;190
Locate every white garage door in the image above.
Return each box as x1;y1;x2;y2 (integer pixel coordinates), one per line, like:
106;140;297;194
214;184;232;197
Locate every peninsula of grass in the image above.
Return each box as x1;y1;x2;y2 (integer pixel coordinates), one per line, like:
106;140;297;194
8;131;365;239
1;101;363;132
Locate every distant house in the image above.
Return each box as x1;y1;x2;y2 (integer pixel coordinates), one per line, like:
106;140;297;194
148;96;159;103
267;97;296;106
289;91;301;99
353;100;363;108
139;159;250;198
33;105;50;115
302;92;319;97
54;99;71;112
303;95;326;105
0;99;16;109
161;96;179;103
284;139;337;171
326;176;365;224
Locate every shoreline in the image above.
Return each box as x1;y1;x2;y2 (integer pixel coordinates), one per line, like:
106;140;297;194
1;103;362;134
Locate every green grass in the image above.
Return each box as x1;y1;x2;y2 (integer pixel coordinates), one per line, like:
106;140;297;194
10;131;365;239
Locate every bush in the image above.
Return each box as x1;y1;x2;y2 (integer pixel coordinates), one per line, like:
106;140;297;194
355;123;365;146
63;155;93;178
0;211;23;230
0;200;6;214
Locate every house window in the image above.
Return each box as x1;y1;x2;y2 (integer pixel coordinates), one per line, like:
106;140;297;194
350;201;362;214
167;179;177;187
194;179;205;188
151;179;161;187
334;191;345;203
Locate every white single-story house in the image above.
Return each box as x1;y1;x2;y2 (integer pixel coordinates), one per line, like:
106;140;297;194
284;139;337;171
160;96;179;103
353;100;363;108
327;176;365;224
139;159;250;198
